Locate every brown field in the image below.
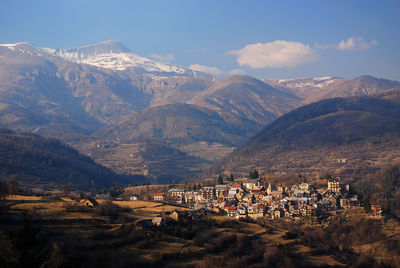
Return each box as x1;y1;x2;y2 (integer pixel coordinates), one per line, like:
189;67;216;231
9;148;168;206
6;194;43;201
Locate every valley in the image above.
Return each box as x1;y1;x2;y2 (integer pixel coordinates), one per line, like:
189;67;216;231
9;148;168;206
1;41;400;183
1;2;400;267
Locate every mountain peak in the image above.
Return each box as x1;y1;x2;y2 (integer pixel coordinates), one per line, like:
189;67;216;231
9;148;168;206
64;40;131;55
0;41;39;53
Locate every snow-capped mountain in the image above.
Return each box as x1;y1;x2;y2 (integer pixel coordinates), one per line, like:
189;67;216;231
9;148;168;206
0;42;45;56
263;76;345;92
263;76;400;104
41;40;210;78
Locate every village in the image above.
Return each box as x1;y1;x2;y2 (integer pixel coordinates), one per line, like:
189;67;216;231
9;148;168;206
130;177;383;222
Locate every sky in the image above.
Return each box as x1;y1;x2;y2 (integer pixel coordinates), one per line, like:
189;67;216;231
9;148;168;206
1;0;399;80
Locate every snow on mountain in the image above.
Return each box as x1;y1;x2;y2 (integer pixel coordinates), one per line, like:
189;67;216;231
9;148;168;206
0;41;213;79
42;40;202;77
264;76;343;91
0;42;44;55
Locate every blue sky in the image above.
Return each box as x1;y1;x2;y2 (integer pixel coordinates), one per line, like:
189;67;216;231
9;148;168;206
1;0;399;80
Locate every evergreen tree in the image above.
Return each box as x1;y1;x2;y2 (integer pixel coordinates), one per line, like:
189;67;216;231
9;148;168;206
218;175;223;185
229;173;234;182
249;169;259;179
0;180;7;200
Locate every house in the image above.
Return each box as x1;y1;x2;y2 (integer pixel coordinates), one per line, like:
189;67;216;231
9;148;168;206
80;198;99;208
271;190;283;199
129;194;139;201
229;183;243;196
293;190;305;198
300;205;314;217
170;210;182;221
236;205;247;219
243;180;259;190
370;202;383;218
340;197;359;209
299;183;312;192
248;204;265;220
311;193;321;202
194;192;203;202
201;187;215;200
153;194;165;202
227;206;237;217
168;188;185;197
183;191;195;203
152;217;164;226
319;200;331;211
215;185;228;197
272;209;284;219
242;194;254;204
252;185;265;192
297;197;309;206
328;179;341;193
276;185;287;193
291;184;300;191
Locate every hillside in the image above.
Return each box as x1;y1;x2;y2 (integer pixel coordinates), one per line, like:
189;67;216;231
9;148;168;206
78;138;209;182
188;75;301;125
212;89;400;180
0;128;145;190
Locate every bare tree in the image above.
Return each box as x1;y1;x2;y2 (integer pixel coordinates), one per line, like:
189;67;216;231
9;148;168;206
8;179;18;197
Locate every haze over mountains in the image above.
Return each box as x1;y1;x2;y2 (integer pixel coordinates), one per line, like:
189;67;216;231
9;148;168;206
1;40;399;183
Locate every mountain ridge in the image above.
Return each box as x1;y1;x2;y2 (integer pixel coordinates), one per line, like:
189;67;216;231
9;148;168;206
1;40;400;181
211;89;400;180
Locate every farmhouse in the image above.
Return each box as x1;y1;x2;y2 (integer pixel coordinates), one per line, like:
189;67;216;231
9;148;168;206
153;193;165;201
80;198;99;208
152;217;164;226
129;194;139;201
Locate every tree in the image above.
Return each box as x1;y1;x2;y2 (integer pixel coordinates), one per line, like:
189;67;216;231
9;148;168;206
218;175;223;185
8;179;18;196
60;184;70;195
249;169;259;180
363;196;371;213
229;173;234;182
0;180;7;200
41;243;64;268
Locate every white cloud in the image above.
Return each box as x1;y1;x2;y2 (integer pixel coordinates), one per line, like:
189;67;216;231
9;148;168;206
338;37;377;51
316;37;378;51
229;69;245;75
149;53;175;61
226;40;317;69
189;64;224;76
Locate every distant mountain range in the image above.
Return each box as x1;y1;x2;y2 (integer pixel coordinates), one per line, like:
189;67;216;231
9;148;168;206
211;89;400;180
264;75;400;104
1;40;399;182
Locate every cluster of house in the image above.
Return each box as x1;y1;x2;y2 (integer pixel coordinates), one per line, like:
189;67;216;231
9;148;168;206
150;179;377;220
